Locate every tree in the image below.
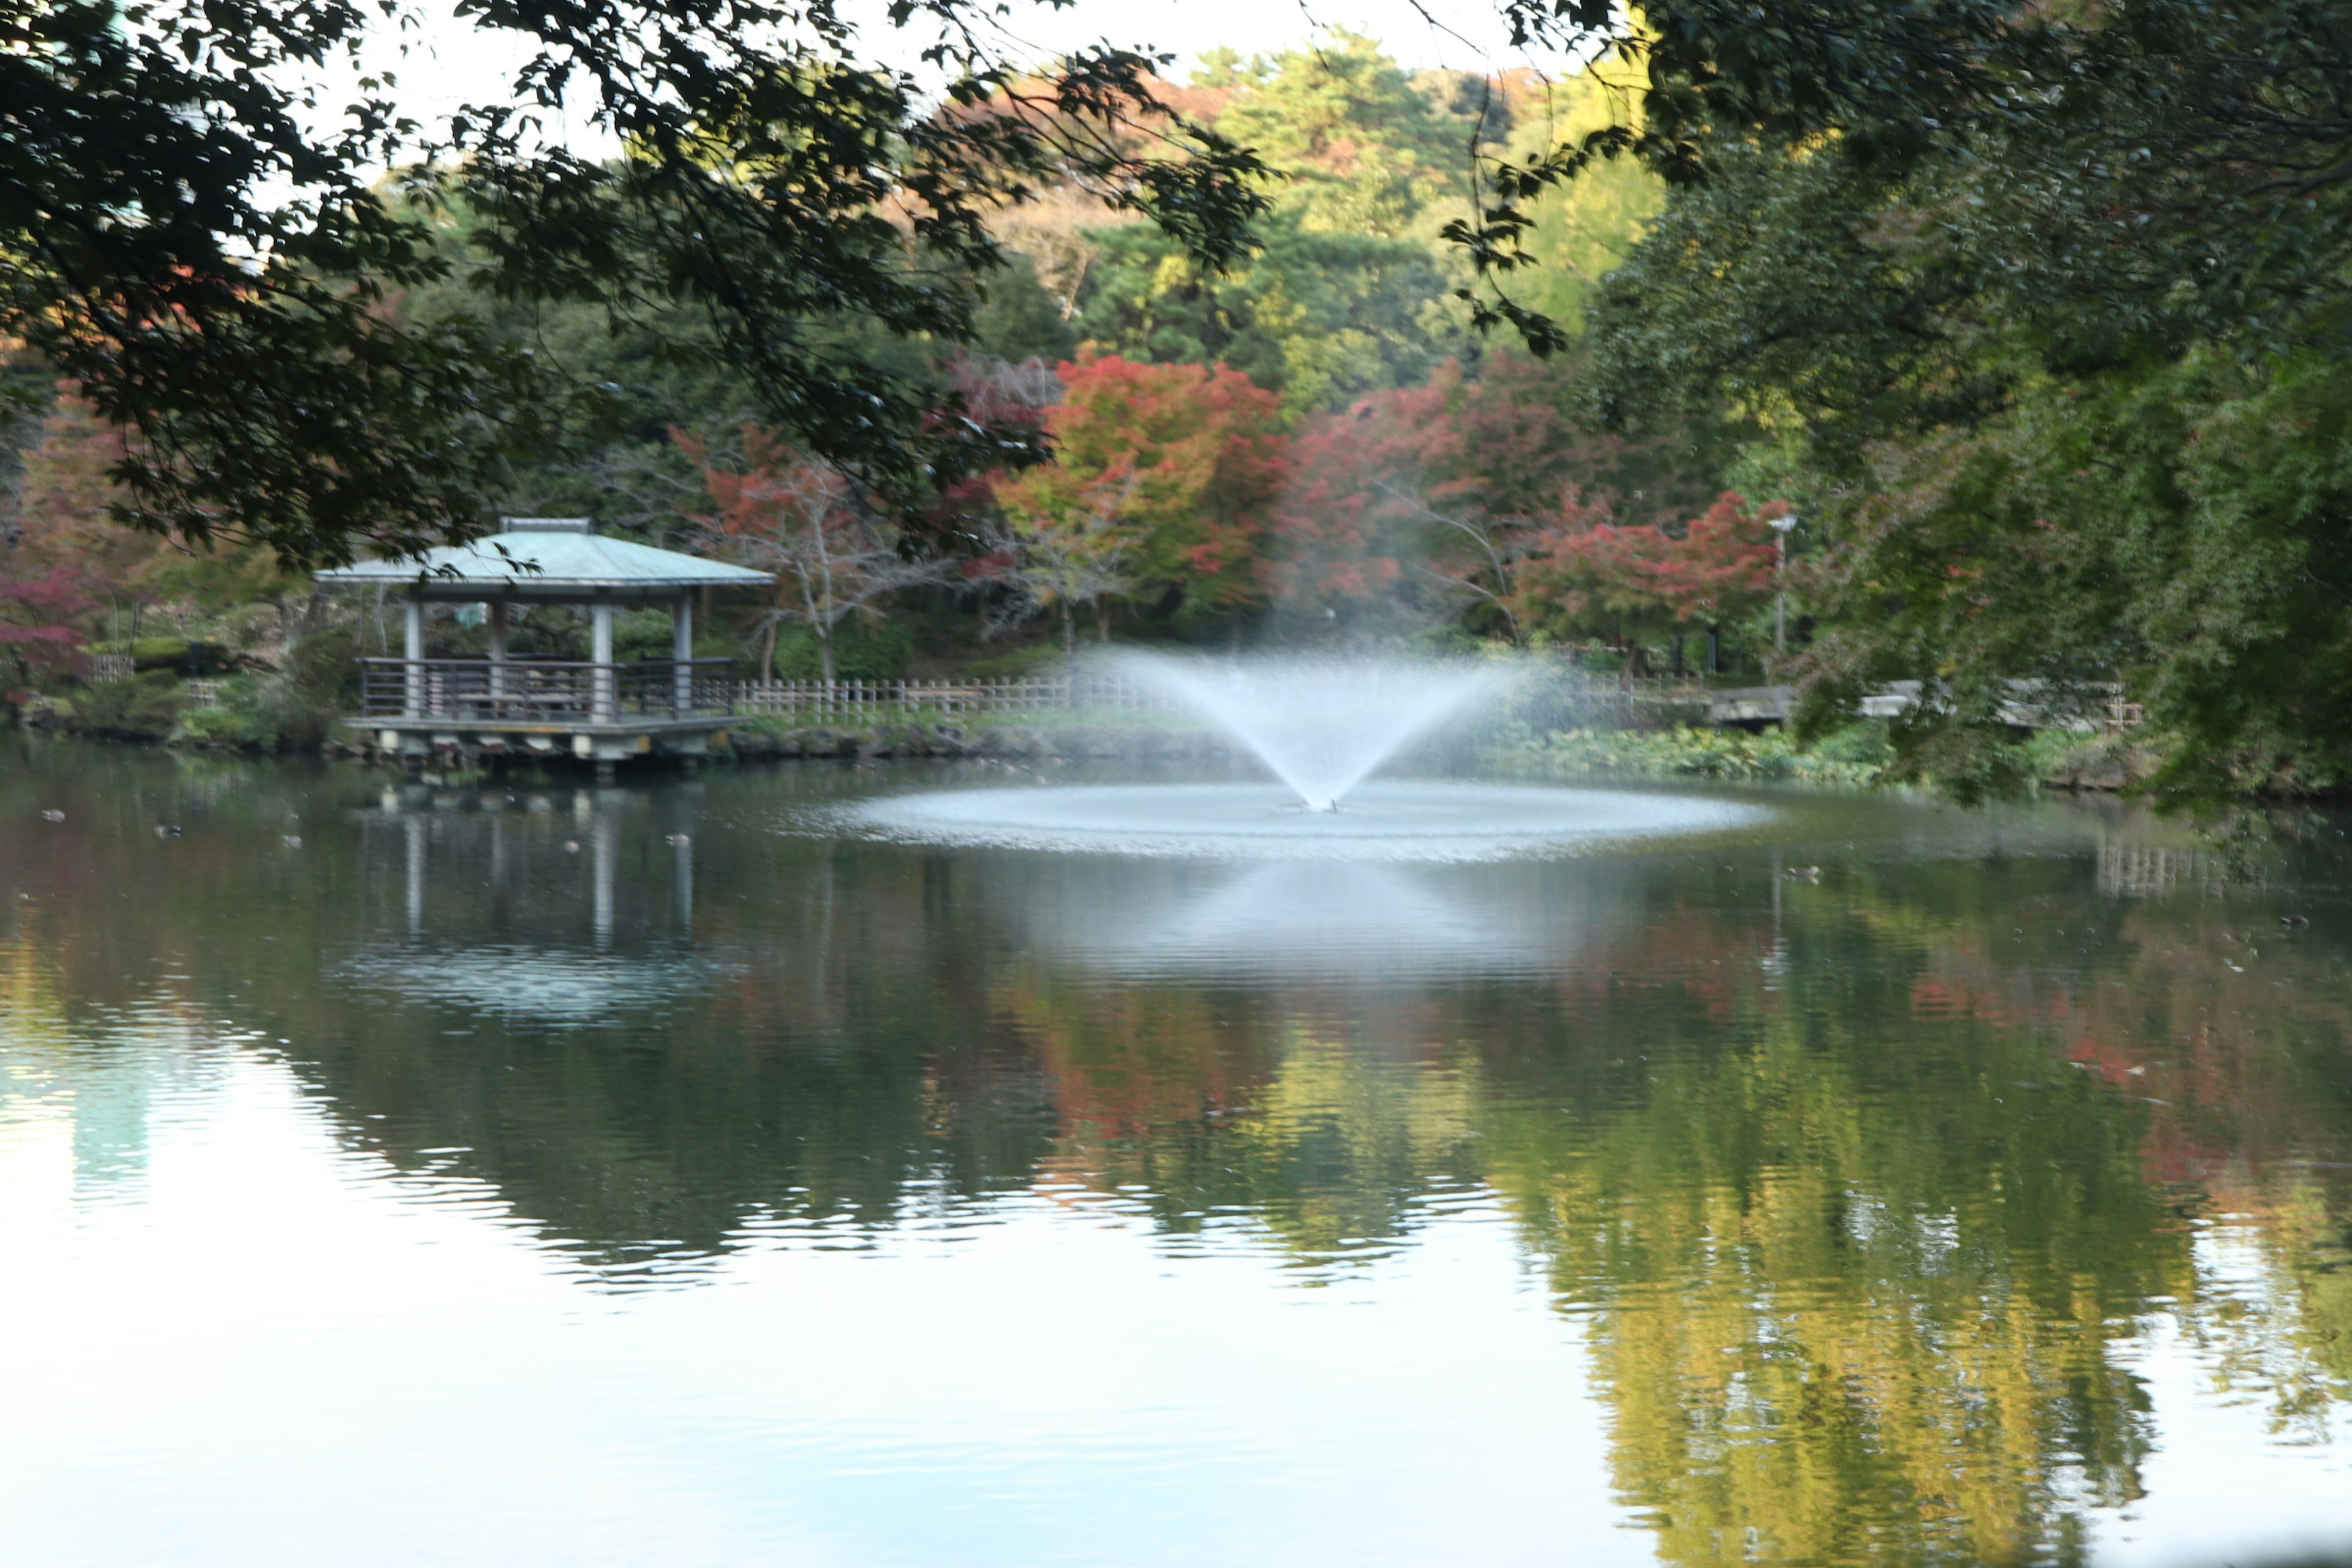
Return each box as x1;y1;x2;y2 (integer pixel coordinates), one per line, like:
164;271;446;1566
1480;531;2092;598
990;472;1140;657
1512;492;1779;671
1483;66;1664;336
9;387;143;560
1260;355;1740;638
1208;31;1485;242
37;0;2320;575
0;562;91;692
1583;141;2006;464
1264;368;1567;635
1784;356;2352;801
1077;209;1462;417
682;428;952;684
1262;411;1416;628
2;388;165;645
1555;1;2352;794
988;355;1286;628
3;0;1270;567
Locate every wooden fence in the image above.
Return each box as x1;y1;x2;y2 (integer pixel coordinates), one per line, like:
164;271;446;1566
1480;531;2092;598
731;676;1186;721
729;668;1711;724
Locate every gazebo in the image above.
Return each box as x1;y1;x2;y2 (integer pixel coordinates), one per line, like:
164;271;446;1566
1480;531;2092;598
315;518;772;779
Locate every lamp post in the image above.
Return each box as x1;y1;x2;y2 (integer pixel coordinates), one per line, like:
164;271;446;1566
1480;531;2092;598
1768;513;1800;653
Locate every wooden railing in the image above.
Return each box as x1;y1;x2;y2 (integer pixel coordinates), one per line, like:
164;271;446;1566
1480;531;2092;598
358;658;736;722
730;669;1713;723
349;660;2149;736
731;674;1187;721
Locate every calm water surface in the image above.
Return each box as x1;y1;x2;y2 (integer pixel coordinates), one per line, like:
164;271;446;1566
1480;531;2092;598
2;740;2348;1567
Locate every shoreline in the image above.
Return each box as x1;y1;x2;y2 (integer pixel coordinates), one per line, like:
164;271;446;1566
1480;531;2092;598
6;711;2181;800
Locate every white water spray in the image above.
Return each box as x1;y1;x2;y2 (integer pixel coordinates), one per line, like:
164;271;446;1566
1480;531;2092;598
848;652;1765;860
1114;654;1507;811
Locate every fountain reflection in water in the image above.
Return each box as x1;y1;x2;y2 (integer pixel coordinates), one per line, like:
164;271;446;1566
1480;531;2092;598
1026;859;1612;981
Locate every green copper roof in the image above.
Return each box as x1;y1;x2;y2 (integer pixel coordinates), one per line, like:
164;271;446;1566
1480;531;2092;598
314;520;771;598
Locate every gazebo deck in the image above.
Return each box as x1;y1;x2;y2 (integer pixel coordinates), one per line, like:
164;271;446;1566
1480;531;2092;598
352;656;739;764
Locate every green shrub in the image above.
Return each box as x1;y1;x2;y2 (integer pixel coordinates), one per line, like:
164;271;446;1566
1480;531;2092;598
1496;723;1890;786
1400;624;1487;655
171;675;281;748
279;627;364;741
170;665;347;751
76;671;186;738
963;642;1069;679
1803;722;1898;771
88;637;238;674
768;620;913;680
613;608;674;663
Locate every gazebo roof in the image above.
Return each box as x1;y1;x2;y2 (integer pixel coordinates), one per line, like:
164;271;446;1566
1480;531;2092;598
314;519;772;601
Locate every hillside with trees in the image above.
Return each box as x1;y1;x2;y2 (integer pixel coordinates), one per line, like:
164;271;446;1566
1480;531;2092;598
8;0;2351;800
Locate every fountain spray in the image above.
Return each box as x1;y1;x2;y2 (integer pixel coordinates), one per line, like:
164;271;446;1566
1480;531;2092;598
1114;654;1508;812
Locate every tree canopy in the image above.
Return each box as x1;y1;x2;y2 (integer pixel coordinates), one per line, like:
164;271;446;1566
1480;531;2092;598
20;0;2352;801
1557;0;2352;797
1;0;1269;566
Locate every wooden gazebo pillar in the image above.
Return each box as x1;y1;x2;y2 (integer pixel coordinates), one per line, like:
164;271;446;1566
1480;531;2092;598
488;601;511;712
589;599;616;723
402;594;425;720
671;596;694;716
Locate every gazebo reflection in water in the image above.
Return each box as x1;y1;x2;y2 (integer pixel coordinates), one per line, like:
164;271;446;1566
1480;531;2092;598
358;782;701;967
315;518;773;782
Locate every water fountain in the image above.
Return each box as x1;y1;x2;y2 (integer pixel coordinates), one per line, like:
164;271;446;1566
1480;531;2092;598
1115;655;1507;812
849;653;1765;859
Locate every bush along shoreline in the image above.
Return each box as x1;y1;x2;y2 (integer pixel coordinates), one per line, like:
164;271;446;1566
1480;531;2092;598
1489;721;2171;797
1490;723;1894;788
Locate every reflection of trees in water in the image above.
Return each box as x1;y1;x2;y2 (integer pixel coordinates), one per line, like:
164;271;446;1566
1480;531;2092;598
997;851;2352;1562
1488;1019;2180;1566
1479;858;2348;1567
1829;854;2352;1439
1008;968;1487;1257
295;831;1067;1274
2188;1180;2352;1446
0;755;1068;1274
4;748;2349;1550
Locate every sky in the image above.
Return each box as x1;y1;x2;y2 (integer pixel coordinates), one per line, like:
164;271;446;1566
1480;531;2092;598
343;0;1558;163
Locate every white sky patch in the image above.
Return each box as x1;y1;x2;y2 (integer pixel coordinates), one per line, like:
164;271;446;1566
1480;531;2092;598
2091;1302;2352;1567
292;0;1556;178
0;1031;1638;1568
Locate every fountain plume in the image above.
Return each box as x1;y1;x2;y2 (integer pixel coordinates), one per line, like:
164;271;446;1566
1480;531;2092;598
1113;653;1507;811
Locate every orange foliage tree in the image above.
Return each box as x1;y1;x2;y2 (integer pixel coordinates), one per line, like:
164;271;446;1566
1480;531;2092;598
989;355;1286;630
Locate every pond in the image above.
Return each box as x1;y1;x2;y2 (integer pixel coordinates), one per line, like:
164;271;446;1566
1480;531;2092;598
2;738;2348;1567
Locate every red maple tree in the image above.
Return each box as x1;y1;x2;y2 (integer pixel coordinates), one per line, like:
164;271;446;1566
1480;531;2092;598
1512;492;1782;668
678;425;954;681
